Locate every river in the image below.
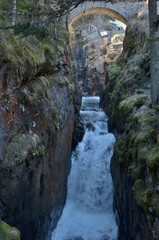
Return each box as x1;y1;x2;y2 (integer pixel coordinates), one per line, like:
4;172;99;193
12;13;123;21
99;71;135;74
51;96;118;240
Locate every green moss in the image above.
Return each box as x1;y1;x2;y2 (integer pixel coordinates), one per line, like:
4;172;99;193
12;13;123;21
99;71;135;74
119;93;149;115
134;127;156;145
0;0;36;11
115;54;123;65
20;76;50;106
55;76;69;87
129;164;142;179
137;147;146;164
0;33;49;65
30;144;45;157
0;0;11;11
0;18;66;65
108;63;121;79
115;139;125;163
101;13;159;226
4;133;45;168
0;13;10;26
136;108;158;126
49;74;75;93
68;25;75;39
16;0;36;12
145;148;159;169
133;179;153;211
0;220;20;240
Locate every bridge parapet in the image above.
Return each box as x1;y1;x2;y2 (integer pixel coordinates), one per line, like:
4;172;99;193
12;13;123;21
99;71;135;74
68;1;147;25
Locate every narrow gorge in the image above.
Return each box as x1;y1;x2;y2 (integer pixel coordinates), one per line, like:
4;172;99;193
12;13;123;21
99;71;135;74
0;1;159;240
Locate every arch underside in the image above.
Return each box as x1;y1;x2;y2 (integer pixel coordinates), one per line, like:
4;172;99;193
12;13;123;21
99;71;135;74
69;7;127;26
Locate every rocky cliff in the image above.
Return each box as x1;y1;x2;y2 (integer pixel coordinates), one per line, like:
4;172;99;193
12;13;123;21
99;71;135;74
71;15;124;96
0;21;82;239
101;10;159;240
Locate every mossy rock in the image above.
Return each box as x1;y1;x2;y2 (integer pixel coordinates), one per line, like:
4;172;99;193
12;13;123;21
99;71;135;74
136;108;158;126
137;145;151;164
119;93;149;116
128;163;142;180
0;32;46;65
20;76;50;106
0;19;67;66
133;179;153;211
49;74;75;93
134;126;156;146
0;220;20;240
115;138;125;163
4;133;45;168
108;63;122;79
145;148;159;169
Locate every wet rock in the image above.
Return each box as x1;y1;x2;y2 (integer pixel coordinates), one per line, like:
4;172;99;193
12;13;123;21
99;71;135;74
65;237;83;240
86;122;95;131
72;120;85;150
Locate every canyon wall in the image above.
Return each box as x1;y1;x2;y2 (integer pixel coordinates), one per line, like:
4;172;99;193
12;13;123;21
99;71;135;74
101;9;159;240
0;26;82;239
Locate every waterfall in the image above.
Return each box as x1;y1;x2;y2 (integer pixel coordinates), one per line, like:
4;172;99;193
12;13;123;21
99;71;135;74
51;96;118;240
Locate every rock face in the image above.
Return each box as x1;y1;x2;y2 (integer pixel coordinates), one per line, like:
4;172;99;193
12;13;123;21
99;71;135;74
73;14;108;95
100;11;159;240
0;30;81;239
72;15;124;96
0;66;75;240
111;154;153;240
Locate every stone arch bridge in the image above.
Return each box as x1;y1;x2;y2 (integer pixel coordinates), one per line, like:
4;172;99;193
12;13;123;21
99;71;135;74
68;1;147;25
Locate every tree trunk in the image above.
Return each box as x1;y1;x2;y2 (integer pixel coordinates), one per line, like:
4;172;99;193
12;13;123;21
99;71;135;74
12;0;16;26
148;0;159;106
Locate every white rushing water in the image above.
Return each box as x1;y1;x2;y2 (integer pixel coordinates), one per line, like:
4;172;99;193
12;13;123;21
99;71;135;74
51;96;118;240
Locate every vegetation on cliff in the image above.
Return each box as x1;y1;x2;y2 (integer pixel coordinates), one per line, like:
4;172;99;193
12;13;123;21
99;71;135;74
101;13;159;239
0;221;20;240
1;0;158;239
0;1;78;238
0;0;71;67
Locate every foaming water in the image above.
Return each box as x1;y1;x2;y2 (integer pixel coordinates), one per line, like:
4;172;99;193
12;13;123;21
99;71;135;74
51;96;118;240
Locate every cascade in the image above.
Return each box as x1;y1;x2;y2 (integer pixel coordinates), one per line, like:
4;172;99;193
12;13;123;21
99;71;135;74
51;96;118;240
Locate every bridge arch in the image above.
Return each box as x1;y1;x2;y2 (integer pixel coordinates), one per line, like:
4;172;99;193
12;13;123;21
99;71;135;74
68;7;127;28
67;1;145;27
